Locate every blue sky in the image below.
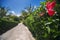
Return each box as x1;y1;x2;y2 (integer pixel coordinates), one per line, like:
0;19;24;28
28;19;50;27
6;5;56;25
0;0;44;16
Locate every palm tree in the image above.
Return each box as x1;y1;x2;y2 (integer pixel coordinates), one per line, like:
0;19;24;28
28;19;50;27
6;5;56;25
19;4;34;23
21;4;35;18
0;7;8;18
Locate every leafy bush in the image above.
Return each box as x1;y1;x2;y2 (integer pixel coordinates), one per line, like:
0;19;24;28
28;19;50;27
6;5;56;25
0;7;20;35
23;0;60;40
0;18;18;35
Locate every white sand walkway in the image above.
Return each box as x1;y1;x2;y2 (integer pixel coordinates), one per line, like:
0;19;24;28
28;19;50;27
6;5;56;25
1;23;35;40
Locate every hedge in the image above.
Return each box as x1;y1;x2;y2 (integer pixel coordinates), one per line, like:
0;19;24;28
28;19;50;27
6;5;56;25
0;19;18;35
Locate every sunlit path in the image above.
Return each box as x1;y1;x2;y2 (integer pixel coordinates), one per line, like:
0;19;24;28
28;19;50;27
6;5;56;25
1;23;35;40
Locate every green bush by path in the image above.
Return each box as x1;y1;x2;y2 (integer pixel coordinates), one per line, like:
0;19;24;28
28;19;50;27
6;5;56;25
23;0;60;40
0;18;18;35
0;6;20;35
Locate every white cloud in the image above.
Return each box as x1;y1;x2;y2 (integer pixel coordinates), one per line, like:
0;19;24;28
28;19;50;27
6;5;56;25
6;11;15;15
25;9;28;12
9;11;16;15
34;5;37;9
11;11;15;14
16;13;21;17
7;11;21;17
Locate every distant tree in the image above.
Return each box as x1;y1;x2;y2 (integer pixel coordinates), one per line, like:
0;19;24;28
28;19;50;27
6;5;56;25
19;4;35;22
0;7;9;18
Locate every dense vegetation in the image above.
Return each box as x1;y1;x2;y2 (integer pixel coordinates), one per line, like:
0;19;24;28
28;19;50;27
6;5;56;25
23;0;60;40
0;0;60;40
0;7;19;35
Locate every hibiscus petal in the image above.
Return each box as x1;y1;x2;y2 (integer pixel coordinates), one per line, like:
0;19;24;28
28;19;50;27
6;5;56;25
46;1;51;9
49;1;56;9
47;9;55;16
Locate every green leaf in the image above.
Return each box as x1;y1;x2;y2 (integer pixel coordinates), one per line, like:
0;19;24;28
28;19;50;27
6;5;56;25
46;27;50;34
45;22;52;25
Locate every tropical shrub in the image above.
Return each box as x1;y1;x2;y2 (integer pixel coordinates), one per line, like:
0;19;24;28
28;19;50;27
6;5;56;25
0;18;18;35
23;0;60;40
0;7;19;35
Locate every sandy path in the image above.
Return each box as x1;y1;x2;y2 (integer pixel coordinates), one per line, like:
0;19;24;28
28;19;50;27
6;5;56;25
1;23;35;40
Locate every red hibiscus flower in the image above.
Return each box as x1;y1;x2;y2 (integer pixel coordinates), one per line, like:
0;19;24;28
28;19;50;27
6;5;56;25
47;9;55;16
46;1;56;9
49;1;56;9
46;1;51;9
46;0;56;16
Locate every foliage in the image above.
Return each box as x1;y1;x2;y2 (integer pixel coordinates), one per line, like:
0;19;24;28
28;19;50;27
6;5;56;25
23;0;60;40
19;5;34;22
0;7;19;35
0;7;8;18
0;0;60;40
0;18;18;35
